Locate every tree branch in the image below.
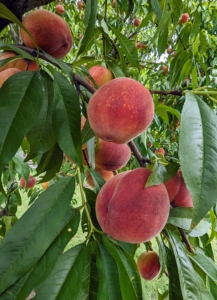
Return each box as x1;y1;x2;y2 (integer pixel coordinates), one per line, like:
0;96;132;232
128;141;151;167
178;227;194;254
0;0;55;32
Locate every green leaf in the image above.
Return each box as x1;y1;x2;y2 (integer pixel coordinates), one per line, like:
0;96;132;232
111;27;139;68
87;168;106;192
25;71;56;160
96;242;122;300
145;160;167;187
77;0;97;57
171;0;183;23
164;162;180;182
188;219;211;237
189;246;217;283
167;230;201;299
12;154;30;182
150;0;162;21
105;61;125;78
103;235;143;300
167;217;191;231
0;72;43;174
53;71;82;167
1;208;80;300
34;243;91;299
190;11;200;40
169;50;189;87
179;93;217;226
81;119;95;146
0;177;75;294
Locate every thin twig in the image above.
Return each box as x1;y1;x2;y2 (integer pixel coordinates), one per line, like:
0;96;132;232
178;227;194;254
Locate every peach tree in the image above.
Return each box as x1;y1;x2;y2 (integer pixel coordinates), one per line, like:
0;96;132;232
0;0;217;299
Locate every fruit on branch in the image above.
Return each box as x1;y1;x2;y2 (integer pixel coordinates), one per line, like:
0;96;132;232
27;60;39;71
95;168;170;243
56;4;65;14
136;42;142;49
134;18;141;27
77;1;84;10
0;51;27;72
167;48;172;55
86;167;114;187
162;65;168;74
95;139;131;171
88;77;154;144
137;251;161;280
164;171;193;207
87;65;113;88
0;68;21;88
155;148;165;156
41;182;49;189
20;10;72;59
20;175;36;189
178;13;189;24
111;0;116;8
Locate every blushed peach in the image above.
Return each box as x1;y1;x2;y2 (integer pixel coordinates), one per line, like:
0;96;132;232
20;175;36;188
0;51;27;72
20;10;72;59
172;173;193;207
137;251;161;280
95;168;170;243
87;65;113;88
88;77;154;144
0;68;21;88
164;171;181;202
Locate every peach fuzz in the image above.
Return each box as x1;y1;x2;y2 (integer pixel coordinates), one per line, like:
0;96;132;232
0;68;21;88
88;77;154;144
86;168;114;187
95;168;170;243
95;139;131;171
0;51;27;72
20;175;36;188
20;10;72;59
137;251;161;280
87;65;113;88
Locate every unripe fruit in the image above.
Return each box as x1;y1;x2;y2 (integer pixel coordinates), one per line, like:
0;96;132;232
179;13;189;24
20;10;72;59
95;168;170;243
137;251;161;280
134;18;141;27
41;181;49;189
20;175;36;189
86;168;114;187
95;139;131;171
87;65;113;88
88;77;154;144
0;68;21;88
56;4;65;14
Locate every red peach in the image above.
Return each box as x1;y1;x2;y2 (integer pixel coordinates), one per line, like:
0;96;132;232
20;10;72;59
87;65;113;88
88;77;154;144
95;139;131;171
0;68;21;88
164;172;181;202
179;13;189;24
137;251;161;280
134;18;141;27
95;168;170;243
172;173;193;207
20;175;36;188
56;4;65;14
0;51;27;72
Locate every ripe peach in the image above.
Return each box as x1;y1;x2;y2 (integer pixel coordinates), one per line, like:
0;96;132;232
95;139;131;171
20;175;36;188
56;4;65;14
172;173;193;207
179;13;189;24
86;167;114;187
27;60;39;71
41;181;49;189
0;68;21;88
134;18;141;27
77;1;84;10
111;0;116;8
0;51;27;72
137;251;161;280
164;172;181;202
87;65;113;88
155;148;165;156
88;77;154;144
20;10;72;59
136;42;142;49
95;168;170;243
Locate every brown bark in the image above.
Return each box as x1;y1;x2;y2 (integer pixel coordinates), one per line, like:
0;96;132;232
0;0;55;32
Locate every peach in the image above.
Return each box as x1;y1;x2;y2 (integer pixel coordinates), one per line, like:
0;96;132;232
162;65;168;74
172;173;193;207
41;181;49;189
134;18;140;27
95;168;170;243
77;1;84;10
164;172;181;202
179;13;189;24
88;77;154;144
137;251;161;280
20;10;72;59
111;0;116;8
0;68;21;88
167;48;172;55
20;175;36;188
86;167;114;187
95;139;131;171
56;4;65;14
0;51;28;72
87;65;113;88
27;60;39;71
155;148;165;156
